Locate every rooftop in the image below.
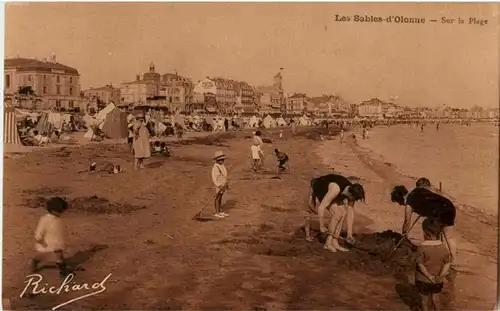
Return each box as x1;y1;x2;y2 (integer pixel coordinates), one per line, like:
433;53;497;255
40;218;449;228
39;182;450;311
5;57;79;75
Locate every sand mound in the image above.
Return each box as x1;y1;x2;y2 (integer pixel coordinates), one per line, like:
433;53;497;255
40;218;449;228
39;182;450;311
69;196;146;215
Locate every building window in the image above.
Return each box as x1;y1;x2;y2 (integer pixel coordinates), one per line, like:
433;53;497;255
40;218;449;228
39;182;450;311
43;86;47;94
44;75;47;82
28;75;33;82
56;100;61;108
70;87;73;96
69;101;74;108
69;77;73;84
5;75;10;88
56;86;61;95
57;76;60;83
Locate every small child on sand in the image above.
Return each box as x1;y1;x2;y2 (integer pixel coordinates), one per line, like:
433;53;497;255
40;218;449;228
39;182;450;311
274;148;289;172
212;150;229;218
32;197;71;278
415;218;452;311
340;129;344;143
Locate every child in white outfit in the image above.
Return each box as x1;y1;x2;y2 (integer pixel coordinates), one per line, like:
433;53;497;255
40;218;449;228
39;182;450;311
212;150;229;218
32;197;70;278
251;143;264;172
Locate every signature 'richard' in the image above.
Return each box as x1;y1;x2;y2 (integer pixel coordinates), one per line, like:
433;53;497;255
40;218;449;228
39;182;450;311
20;273;112;310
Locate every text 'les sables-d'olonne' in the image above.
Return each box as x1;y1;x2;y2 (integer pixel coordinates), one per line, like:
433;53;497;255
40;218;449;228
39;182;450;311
333;14;488;26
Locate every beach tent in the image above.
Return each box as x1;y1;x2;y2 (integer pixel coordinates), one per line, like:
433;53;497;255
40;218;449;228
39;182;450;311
299;115;310;126
47;112;63;129
263;115;276;128
95;102;116;121
83;113;98;127
102;108;128;139
249;115;259;128
276;117;288;127
204;116;215;128
35;113;54;134
4;104;22;145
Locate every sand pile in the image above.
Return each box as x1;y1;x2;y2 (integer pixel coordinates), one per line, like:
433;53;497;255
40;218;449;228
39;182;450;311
69;196;146;215
336;230;417;277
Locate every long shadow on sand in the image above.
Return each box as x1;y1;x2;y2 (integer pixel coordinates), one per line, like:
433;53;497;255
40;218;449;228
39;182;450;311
223;200;238;212
35;245;108;272
66;244;109;270
395;282;421;311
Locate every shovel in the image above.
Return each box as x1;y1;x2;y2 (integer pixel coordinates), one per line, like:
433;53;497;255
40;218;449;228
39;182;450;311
385;216;421;261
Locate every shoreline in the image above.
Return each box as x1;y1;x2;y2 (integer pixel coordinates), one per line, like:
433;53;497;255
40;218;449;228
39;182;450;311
355;124;498;222
315;135;497;310
356;137;498;225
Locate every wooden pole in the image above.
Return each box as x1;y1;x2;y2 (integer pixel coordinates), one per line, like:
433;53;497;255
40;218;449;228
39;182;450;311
439;181;442;192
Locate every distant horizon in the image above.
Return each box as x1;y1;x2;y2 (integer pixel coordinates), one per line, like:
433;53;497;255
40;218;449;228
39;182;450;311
5;3;499;108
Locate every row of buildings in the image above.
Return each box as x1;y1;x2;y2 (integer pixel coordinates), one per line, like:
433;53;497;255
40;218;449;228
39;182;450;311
3;56;499;119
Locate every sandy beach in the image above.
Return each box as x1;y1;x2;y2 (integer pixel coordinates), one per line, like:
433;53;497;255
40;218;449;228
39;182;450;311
3;126;497;310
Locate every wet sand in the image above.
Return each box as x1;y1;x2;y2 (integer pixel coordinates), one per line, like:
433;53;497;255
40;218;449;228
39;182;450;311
3;126;497;310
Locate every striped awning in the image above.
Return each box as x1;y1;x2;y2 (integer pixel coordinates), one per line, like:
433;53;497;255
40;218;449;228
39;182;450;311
4;104;22;145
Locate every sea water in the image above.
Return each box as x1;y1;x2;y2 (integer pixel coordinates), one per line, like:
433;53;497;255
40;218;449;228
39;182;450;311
358;123;499;215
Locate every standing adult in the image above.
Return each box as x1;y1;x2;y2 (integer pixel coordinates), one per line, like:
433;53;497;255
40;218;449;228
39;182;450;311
291;118;296;135
132;111;151;170
304;173;366;252
391;177;458;267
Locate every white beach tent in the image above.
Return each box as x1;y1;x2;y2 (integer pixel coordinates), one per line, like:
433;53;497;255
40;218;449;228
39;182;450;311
276;117;287;127
299;115;309;126
95;102;116;121
84;103;118;139
263;115;276;128
249;115;259;128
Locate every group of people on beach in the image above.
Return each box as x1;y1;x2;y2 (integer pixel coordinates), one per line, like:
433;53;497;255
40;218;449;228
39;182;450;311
304;172;456;310
210;130;289;218
30;123;456;311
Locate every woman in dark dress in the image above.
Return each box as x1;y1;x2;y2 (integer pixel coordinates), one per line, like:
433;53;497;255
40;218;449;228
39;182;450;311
391;177;458;267
304;174;365;252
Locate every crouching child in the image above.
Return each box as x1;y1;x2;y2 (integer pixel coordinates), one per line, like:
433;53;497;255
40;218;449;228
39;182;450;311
32;197;71;278
415;218;452;311
274;148;289;172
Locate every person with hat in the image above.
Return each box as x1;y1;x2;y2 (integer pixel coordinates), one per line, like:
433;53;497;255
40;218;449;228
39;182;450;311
304;173;366;252
132;111;151;170
212;150;229;218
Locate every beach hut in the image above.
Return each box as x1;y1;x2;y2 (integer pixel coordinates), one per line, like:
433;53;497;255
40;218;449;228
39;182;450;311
4;104;22;145
101;107;128;139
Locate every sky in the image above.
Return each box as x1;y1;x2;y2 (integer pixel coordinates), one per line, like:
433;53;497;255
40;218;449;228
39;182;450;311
5;2;499;108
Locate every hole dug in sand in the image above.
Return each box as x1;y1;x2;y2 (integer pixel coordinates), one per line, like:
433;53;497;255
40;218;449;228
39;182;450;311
330;231;417;277
69;196;146;215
